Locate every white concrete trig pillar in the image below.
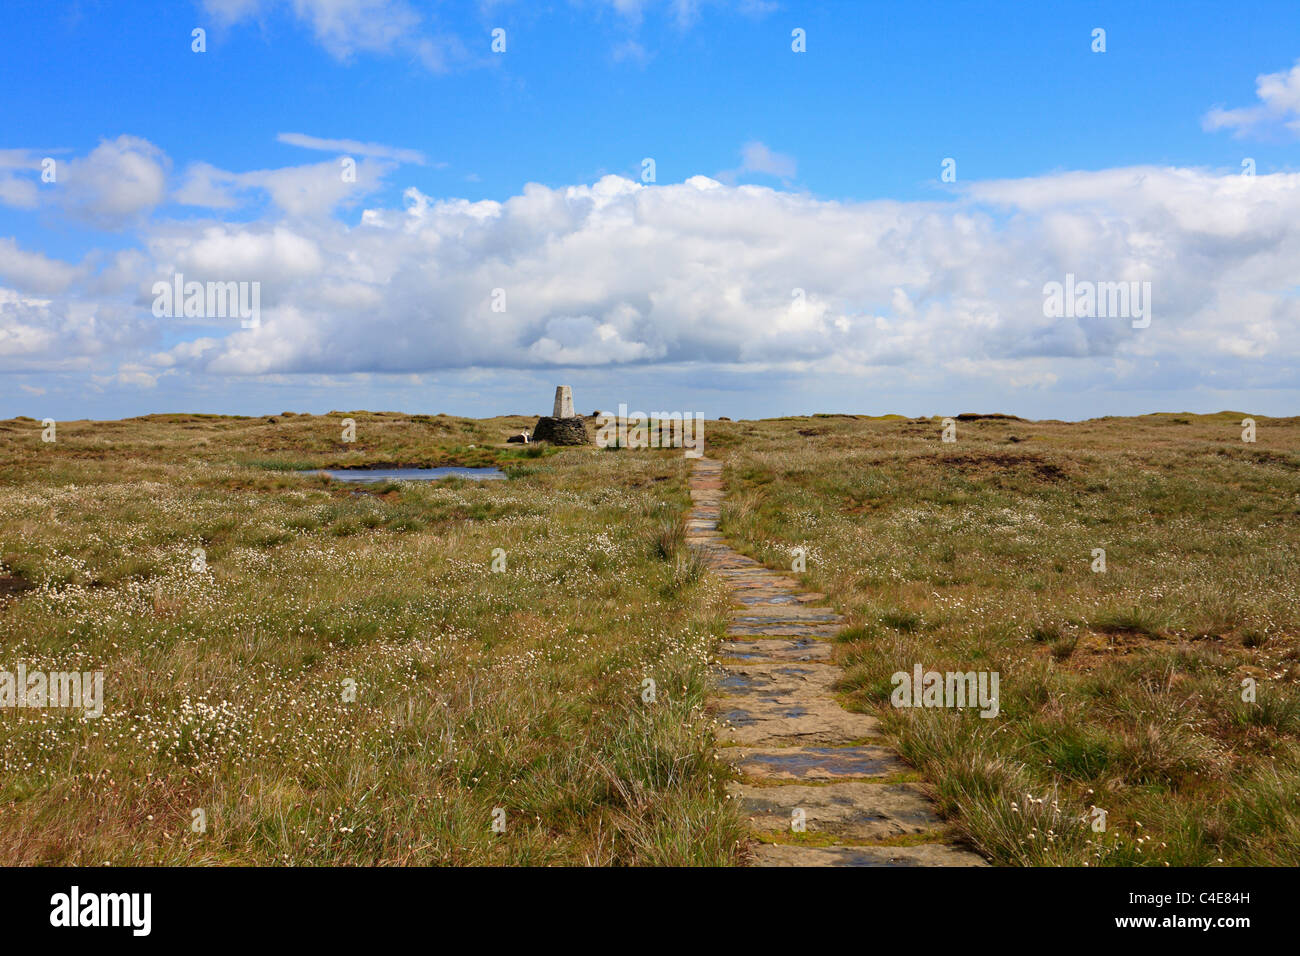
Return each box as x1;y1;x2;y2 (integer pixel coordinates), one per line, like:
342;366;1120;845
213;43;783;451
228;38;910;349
553;385;574;418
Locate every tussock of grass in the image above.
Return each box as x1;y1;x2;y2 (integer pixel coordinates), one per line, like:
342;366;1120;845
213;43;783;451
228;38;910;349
655;516;686;561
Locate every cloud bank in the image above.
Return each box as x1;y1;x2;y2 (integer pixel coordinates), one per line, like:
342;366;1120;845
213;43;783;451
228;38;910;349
2;134;1297;415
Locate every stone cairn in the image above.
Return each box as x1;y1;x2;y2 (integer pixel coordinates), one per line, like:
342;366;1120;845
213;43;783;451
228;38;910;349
531;385;590;445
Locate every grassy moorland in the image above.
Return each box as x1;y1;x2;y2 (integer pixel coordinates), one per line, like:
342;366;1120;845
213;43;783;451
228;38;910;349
0;411;742;865
4;408;1297;867
709;411;1300;866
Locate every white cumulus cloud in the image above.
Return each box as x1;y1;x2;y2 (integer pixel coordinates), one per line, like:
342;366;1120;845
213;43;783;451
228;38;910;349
1204;59;1300;137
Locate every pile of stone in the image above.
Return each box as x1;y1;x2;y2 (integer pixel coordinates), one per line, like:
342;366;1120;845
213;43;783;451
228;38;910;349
531;386;591;445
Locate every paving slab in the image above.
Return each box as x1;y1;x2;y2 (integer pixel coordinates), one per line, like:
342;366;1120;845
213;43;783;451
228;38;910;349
725;622;843;638
718;698;882;746
715;661;841;695
750;843;988;867
718;638;833;662
729;782;940;840
720;746;907;781
730;606;842;622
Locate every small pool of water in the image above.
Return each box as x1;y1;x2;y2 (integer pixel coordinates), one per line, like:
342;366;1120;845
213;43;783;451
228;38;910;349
310;467;506;483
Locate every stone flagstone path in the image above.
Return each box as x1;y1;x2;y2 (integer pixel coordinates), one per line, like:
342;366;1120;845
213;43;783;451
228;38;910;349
688;458;986;867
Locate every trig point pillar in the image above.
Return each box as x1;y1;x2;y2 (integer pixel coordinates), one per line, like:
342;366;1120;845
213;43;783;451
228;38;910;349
553;385;574;419
533;385;589;445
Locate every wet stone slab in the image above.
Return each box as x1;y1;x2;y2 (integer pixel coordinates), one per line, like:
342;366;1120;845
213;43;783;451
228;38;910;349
726;622;843;638
714;661;841;696
733;594;827;608
720;573;805;589
722;746;907;781
721;701;814;727
718;638;832;662
730;608;842;623
726;588;803;600
729;782;940;840
733;593;800;605
718;698;882;746
750;843;988;868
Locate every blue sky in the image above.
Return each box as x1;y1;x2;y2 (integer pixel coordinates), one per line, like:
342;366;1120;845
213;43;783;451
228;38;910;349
1;0;1298;421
